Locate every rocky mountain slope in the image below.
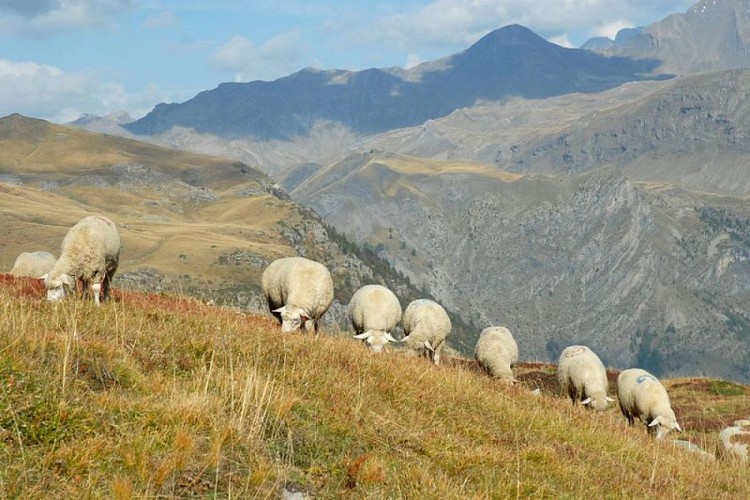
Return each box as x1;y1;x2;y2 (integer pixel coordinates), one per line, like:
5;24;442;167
359;69;750;198
293;151;750;382
584;0;750;75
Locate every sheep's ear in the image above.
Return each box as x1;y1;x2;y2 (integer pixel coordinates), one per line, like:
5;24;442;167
424;340;434;352
272;306;286;313
353;331;372;340
61;274;74;286
675;422;683;432
581;397;592;406
384;332;398;343
648;417;661;427
606;396;616;402
300;310;311;321
39;273;48;281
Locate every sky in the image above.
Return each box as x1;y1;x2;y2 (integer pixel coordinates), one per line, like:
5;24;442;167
0;0;698;124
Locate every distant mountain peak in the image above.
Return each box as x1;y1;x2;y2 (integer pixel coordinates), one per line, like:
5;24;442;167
467;24;550;52
124;23;663;139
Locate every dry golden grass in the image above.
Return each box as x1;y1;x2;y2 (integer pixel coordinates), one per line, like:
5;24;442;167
1;274;749;498
0;115;300;286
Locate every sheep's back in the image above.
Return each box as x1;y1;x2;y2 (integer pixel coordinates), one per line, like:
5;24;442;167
10;251;56;278
558;346;607;393
402;299;451;348
53;216;120;279
475;327;517;377
618;368;670;420
349;285;402;333
262;257;333;318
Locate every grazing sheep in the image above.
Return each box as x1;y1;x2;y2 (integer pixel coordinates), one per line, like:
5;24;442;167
557;345;614;411
9;251;57;278
349;284;402;352
44;215;120;305
401;299;451;365
261;256;334;334
475;326;518;385
716;419;750;463
617;368;682;439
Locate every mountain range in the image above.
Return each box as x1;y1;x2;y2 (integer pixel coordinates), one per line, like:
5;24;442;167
27;0;750;381
124;24;664;140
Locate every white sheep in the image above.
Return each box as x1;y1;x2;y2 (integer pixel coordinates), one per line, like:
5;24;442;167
9;251;57;278
261;256;334;334
617;368;682;439
474;326;518;385
348;284;402;352
557;345;614;411
44;215;121;305
401;299;451;365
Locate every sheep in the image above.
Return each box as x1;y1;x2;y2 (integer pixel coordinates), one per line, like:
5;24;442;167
716;419;750;463
617;368;682;439
401;299;451;365
9;251;57;278
474;326;518;385
44;215;120;305
261;256;334;334
348;284;402;352
556;345;614;411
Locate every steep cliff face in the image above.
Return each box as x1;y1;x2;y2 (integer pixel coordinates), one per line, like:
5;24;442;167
293;151;750;381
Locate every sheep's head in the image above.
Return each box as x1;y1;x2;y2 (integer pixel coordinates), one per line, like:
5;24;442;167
273;305;310;333
581;395;615;412
353;330;398;353
43;273;74;302
648;415;682;439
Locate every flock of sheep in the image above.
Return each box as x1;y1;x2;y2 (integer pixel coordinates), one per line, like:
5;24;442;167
8;215;750;462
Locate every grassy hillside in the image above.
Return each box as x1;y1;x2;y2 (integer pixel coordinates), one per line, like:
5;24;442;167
1;275;749;497
0;115;293;294
0;115;432;328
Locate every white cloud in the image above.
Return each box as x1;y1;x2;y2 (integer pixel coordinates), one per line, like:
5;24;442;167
0;58;180;123
209;31;313;82
358;0;694;53
593;20;635;40
549;35;574;48
405;54;423;69
0;0;132;37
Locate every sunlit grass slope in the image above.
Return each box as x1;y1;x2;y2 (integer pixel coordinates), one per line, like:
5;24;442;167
1;275;749;498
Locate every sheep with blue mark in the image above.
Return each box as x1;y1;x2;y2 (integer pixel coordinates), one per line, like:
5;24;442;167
617;368;682;439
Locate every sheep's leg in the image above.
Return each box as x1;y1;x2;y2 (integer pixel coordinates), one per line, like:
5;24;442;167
91;282;102;306
101;272;112;303
432;345;442;366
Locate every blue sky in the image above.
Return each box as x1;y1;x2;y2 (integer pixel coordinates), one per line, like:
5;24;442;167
0;0;697;123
